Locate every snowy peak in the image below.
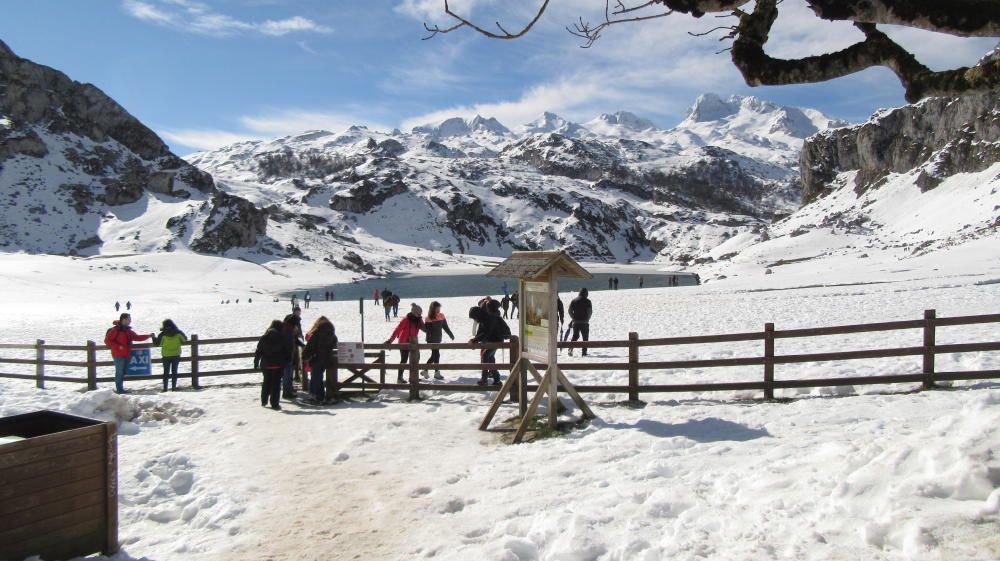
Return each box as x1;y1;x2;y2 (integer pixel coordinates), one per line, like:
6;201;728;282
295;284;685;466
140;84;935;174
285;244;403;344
518;112;588;137
680;93;843;140
411;115;510;138
587;111;659;133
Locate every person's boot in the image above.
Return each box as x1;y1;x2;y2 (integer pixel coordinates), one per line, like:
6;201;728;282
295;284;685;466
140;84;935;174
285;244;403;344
492;376;502;386
420;369;429;379
568;348;574;356
476;376;488;386
434;370;443;380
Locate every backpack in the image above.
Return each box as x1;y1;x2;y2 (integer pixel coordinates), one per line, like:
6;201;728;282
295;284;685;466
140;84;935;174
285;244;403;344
104;327;118;348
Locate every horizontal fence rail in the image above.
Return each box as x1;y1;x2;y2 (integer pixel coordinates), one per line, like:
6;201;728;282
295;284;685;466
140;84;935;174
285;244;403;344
0;310;997;402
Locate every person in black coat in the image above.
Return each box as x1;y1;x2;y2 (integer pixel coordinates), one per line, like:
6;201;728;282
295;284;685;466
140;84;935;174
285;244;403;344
255;320;291;410
422;301;455;380
470;300;511;385
569;288;593;356
302;318;337;403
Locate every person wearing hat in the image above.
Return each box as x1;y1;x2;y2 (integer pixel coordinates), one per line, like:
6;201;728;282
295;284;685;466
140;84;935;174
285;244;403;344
470;299;511;385
386;303;426;384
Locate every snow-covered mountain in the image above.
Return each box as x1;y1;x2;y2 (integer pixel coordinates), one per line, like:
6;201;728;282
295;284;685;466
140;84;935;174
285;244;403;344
187;93;849;270
0;40;265;257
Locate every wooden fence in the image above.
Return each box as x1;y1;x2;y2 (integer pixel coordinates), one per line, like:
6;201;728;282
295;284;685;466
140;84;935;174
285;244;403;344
1;310;998;402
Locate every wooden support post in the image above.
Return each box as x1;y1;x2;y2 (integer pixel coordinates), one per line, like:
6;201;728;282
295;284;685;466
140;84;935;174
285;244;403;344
512;369;554;444
326;349;339;401
764;323;775;400
923;309;936;389
509;336;521;403
479;358;523;431
103;420;119;554
519;354;528;418
379;349;386;385
408;337;419;401
190;334;200;389
35;339;45;389
627;331;639;403
86;340;98;391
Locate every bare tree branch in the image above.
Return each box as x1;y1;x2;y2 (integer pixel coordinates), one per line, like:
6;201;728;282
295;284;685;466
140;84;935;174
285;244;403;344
806;0;1000;38
731;0;1000;102
425;0;1000;100
423;0;551;41
567;1;674;48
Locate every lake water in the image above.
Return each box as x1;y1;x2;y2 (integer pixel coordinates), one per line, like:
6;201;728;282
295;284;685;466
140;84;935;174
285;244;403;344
285;270;699;302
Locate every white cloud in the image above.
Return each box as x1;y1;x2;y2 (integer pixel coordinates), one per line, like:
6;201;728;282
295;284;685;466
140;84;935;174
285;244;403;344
240;109;392;137
259;16;332;37
159;128;267;152
122;0;330;37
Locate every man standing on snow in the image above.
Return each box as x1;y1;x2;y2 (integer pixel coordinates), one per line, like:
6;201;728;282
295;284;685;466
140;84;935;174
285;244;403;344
304;291;311;309
104;313;152;394
568;288;592;356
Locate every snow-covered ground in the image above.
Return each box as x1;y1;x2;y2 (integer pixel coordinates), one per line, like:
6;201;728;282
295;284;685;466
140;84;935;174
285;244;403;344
1;248;999;561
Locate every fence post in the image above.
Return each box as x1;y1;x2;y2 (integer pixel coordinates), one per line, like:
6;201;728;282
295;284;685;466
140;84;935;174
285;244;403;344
508;335;520;404
326;349;339;402
764;323;775;400
408;337;419;401
86;340;98;391
923;309;936;389
35;339;45;389
190;334;200;389
379;349;386;385
628;332;639;403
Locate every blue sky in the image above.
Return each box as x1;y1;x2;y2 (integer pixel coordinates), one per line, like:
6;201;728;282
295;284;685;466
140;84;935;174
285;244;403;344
1;1;995;155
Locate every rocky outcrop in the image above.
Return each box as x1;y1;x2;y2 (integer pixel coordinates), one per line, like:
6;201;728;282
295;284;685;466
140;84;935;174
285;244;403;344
0;39;265;256
190;191;268;253
801;92;1000;203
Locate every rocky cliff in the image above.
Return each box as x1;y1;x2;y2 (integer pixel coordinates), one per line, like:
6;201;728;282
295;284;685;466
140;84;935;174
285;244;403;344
801;93;1000;203
0;39;265;256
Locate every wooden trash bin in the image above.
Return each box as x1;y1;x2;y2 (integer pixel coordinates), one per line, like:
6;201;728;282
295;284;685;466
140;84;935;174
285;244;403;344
0;410;118;560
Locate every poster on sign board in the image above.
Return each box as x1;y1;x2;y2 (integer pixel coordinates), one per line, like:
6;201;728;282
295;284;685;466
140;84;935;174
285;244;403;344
522;280;550;361
337;342;364;365
126;348;151;376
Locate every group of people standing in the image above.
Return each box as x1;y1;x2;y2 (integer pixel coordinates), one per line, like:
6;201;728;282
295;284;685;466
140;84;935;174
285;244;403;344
379;289;401;321
253;306;339;410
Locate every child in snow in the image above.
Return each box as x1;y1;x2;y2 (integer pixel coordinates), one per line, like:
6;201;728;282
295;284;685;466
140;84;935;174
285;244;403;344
153;319;188;391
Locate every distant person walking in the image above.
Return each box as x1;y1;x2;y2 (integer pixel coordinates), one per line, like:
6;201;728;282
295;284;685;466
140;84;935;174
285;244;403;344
291;294;299;310
382;291;394;321
153;319;188;392
639;276;644;288
115;301;121;312
501;294;510;319
557;296;565;332
613;277;619;290
374;289;381;305
304;291;312;309
390;293;400;318
510;293;519;319
126;301;132;311
568;288;593;356
423;301;455;380
608;277;613;290
387;304;425;384
255;320;290;410
302;316;337;403
104;313;152;394
470;300;511;386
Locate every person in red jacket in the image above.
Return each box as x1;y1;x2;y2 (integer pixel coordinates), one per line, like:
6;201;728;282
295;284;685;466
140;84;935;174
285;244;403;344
386;303;425;384
104;313;152;394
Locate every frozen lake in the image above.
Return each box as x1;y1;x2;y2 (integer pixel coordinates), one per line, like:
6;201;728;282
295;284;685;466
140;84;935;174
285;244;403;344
288;269;699;301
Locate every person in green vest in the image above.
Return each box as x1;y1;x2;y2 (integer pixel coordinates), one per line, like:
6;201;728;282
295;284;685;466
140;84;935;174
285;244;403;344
153;319;188;391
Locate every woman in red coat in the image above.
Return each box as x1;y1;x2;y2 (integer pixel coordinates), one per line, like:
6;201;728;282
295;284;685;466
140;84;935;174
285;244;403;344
386;303;425;384
104;313;152;394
